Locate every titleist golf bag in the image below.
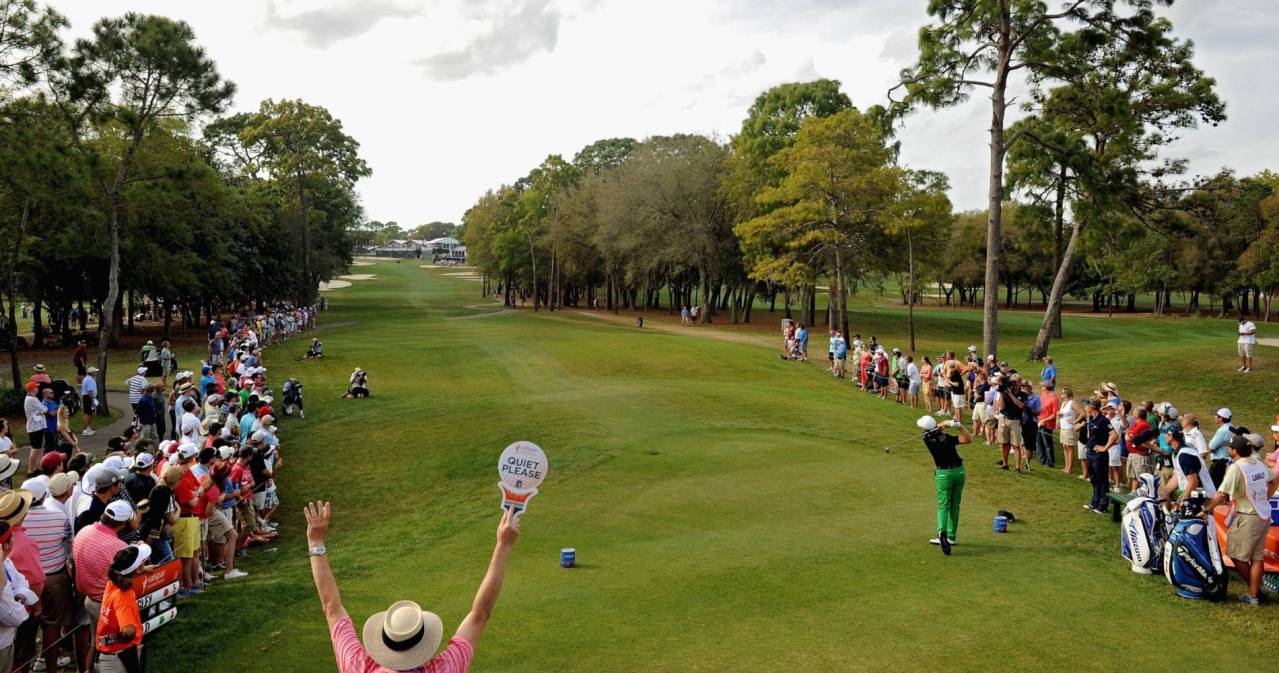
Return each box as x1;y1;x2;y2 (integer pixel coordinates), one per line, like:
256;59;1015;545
1162;491;1228;601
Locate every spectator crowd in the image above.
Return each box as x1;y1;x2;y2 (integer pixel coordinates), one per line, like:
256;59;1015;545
802;327;1279;605
1;307;317;672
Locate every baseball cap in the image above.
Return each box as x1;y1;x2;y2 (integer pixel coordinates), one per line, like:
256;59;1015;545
136;366;146;375
133;453;156;470
103;501;135;524
47;473;76;498
39;452;65;473
19;477;47;502
218;446;235;460
1217;408;1233;420
1165;406;1180;420
93;467;127;490
1246;433;1266;449
177;443;199;459
1271;424;1279;433
1228;433;1250;452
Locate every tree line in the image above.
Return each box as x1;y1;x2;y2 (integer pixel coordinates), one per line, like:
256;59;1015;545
463;0;1253;361
0;2;370;408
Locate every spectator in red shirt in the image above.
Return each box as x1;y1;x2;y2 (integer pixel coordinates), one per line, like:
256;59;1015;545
305;502;521;673
1035;382;1061;468
1125;407;1157;491
71;499;133;668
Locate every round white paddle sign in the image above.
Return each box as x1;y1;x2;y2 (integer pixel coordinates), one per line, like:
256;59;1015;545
498;441;548;492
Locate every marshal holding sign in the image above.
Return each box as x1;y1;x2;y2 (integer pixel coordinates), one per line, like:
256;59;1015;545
498;441;547;515
133;560;181;634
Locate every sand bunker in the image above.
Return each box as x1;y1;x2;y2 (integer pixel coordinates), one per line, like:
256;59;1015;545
319;280;351;291
351;261;375;267
340;274;377;281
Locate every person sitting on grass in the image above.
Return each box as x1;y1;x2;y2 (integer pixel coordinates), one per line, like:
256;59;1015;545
306;338;324;358
305;501;521;673
343;368;370;399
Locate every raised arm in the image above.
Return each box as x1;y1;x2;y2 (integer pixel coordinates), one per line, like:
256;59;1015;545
455;507;520;646
305;501;348;629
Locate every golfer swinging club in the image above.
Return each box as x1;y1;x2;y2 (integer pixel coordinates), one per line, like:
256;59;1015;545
918;415;972;555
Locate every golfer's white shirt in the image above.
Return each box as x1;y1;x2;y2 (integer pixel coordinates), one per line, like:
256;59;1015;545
1239;321;1256;344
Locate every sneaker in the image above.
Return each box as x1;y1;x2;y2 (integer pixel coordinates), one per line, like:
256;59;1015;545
1239;366;1247;372
1092;507;1107;515
81;428;96;436
1240;593;1261;606
1084;504;1096;511
300;410;305;419
1244;368;1253;374
57;656;71;669
929;537;941;545
32;658;44;672
224;569;249;580
939;532;952;556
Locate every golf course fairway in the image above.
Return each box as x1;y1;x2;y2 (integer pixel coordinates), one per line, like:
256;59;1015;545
150;259;1276;673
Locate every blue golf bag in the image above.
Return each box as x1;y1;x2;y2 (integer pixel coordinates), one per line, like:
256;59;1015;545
1163;516;1228;601
1121;496;1165;574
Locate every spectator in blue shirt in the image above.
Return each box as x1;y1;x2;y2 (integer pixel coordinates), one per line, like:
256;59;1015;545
1040;357;1056;386
41;387;59;448
1206;407;1234;486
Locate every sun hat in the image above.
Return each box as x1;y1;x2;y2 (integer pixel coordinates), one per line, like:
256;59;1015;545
0;490;32;524
1216;408;1232;420
103;500;134;524
111;543;152;576
162;466;184;487
48;473;76;498
361;600;444;671
33;364;45;372
0;457;20;483
20;478;47;502
1102;382;1118;394
916;415;937;431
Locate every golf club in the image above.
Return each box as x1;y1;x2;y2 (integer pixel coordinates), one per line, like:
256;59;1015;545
882;430;931;454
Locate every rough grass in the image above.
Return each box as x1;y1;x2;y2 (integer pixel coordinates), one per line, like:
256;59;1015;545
148;260;1278;673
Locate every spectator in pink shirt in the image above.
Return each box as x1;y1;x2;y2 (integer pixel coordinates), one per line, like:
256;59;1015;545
304;501;521;673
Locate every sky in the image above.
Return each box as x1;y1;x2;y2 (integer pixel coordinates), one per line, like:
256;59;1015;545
53;0;1279;226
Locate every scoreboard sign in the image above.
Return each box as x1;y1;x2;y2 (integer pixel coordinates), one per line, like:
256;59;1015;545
134;560;181;634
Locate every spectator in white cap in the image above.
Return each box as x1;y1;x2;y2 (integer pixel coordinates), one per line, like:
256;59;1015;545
124;453;157;505
74;466;127;535
305;501;520;673
71;500;133;636
96;543;151;673
1207;407;1234;486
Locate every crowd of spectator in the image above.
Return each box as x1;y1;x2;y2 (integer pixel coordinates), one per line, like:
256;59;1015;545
2;307;316;672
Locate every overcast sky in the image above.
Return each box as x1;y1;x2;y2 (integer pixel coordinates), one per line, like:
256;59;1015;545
55;0;1279;226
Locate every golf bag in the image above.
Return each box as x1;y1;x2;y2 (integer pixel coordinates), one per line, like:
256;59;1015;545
1163;504;1228;601
1121;496;1165;574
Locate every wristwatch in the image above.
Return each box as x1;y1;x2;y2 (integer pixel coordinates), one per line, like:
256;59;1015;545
308;543;327;557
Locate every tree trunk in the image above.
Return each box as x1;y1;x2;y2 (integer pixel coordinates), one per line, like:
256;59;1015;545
1028;218;1083;360
296;169;316;305
6;197;28;391
697;268;710;324
982;22;1013;359
907;228;917;353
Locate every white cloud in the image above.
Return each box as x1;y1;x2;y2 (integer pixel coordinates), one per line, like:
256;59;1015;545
417;0;561;80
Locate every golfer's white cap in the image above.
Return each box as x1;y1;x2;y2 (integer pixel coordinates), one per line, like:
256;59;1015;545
916;415;937;431
1216;408;1232;420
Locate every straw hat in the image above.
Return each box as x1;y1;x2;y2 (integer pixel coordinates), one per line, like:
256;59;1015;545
0;490;32;524
33;364;45;373
0;456;19;482
361;600;443;671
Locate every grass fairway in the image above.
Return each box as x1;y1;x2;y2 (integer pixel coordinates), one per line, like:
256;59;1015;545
151;259;1276;673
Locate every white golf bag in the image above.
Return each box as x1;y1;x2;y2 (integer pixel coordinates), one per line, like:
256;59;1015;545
1121;496;1165;574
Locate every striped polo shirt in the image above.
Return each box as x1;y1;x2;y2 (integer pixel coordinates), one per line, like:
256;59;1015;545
24;506;71;574
72;523;125;601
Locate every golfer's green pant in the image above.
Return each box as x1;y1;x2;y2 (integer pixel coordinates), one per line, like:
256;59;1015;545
935;466;966;540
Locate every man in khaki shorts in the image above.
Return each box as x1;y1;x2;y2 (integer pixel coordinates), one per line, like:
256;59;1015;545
993;379;1024;471
1206;435;1277;605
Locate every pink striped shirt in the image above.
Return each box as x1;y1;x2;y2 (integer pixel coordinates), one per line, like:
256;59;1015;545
330;618;472;673
72;523;125;601
23;507;70;574
7;527;43;588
